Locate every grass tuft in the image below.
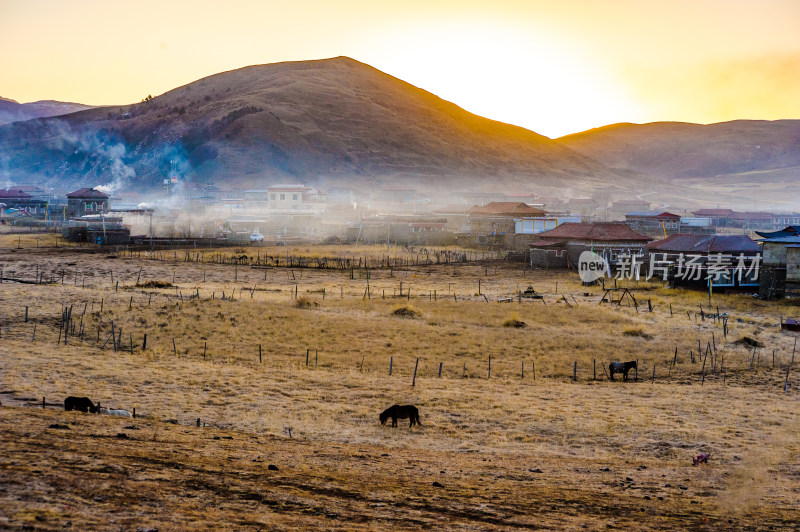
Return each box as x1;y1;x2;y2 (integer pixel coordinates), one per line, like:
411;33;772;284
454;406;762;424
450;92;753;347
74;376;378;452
392;306;420;318
502;313;527;328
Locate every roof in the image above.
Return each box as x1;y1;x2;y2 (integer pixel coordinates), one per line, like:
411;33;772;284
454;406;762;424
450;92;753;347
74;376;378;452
533;222;650;242
758;236;800;244
729;211;772;221
66;187;109;199
646;234;760;253
755;226;800;239
625;211;681;219
0;189;33;200
467;202;546;216
692;209;735;216
267;184;313;192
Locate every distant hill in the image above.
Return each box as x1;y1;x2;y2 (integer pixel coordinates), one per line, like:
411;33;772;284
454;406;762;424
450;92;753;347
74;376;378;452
0;97;95;126
0;57;631;196
557;120;800;209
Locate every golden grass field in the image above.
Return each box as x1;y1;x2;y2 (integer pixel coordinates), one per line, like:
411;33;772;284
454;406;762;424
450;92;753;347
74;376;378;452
1;233;799;530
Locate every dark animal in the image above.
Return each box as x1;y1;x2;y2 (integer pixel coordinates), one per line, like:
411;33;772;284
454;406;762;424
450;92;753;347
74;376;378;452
380;405;421;427
693;452;711;466
64;396;97;413
609;361;637;381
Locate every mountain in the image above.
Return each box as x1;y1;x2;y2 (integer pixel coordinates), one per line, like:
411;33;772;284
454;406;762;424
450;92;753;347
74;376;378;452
0;57;631;196
0;97;95;126
557;121;800;209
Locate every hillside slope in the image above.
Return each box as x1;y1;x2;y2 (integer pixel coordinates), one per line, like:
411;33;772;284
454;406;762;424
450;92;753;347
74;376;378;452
557;120;800;208
0;97;95;125
0;57;629;195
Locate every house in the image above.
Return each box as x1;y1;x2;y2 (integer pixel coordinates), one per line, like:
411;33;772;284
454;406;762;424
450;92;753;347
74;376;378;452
692;209;773;230
692;209;735;227
646;234;761;289
63;214;130;245
267;184;327;214
432;204;471;233
624;211;682;237
770;214;800;227
527;222;650;269
757;234;800;298
0;189;48;216
466;202;547;247
755;225;800;240
66;188;110;218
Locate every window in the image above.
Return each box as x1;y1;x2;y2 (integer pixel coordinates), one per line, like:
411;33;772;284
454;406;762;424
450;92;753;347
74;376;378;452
292;194;298;200
280;194;285;200
271;194;276;200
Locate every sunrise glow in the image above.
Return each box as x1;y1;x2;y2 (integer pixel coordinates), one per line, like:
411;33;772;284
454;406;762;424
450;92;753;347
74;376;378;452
1;0;799;137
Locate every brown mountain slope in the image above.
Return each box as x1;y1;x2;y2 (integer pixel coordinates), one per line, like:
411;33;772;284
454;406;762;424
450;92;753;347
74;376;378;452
0;57;629;194
556;120;800;208
558;120;800;179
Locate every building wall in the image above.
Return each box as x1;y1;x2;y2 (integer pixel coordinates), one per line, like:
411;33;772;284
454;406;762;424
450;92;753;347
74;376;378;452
787;248;800;283
762;242;789;265
759;265;786;299
529;248;568;268
67;197;109;218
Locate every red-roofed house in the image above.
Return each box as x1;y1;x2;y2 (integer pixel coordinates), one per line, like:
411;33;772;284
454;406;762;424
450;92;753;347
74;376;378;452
66;187;110;218
527;222;650;268
0;189;48;216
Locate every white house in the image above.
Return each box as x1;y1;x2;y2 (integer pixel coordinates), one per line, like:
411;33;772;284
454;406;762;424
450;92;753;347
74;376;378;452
267;184;327;214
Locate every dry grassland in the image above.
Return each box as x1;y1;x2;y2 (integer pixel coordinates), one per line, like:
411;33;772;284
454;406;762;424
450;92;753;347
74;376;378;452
1;234;799;530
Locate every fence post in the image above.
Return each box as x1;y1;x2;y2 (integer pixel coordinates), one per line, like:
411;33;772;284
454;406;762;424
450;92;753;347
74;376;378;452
412;358;419;386
142;334;147;350
389;356;393;375
573;361;577;381
488;355;491;379
593;359;596;380
259;344;262;364
438;362;442;378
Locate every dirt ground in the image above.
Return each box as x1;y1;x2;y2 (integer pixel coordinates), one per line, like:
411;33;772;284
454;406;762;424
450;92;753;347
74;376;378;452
1;236;799;530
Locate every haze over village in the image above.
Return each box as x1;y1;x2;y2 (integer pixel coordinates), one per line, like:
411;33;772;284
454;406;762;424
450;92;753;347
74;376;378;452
1;1;800;530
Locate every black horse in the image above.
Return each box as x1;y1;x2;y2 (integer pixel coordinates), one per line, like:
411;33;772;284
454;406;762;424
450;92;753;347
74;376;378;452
609;361;637;381
64;396;97;413
380;405;421;427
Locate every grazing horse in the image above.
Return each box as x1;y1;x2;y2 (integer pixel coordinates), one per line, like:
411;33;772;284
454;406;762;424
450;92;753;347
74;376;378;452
95;403;132;418
380;405;421;427
693;452;711;466
609;361;637;381
64;396;97;413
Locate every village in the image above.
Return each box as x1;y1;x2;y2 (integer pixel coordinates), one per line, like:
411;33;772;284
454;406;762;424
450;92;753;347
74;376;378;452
2;182;799;300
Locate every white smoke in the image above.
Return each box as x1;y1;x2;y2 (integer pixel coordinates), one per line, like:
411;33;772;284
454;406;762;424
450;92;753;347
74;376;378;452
44;120;136;194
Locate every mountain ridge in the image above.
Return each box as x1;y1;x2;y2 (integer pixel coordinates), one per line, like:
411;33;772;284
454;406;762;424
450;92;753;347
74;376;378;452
0;56;632;196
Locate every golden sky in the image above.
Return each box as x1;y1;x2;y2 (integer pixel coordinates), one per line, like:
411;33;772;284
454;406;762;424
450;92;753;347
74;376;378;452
2;0;799;137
